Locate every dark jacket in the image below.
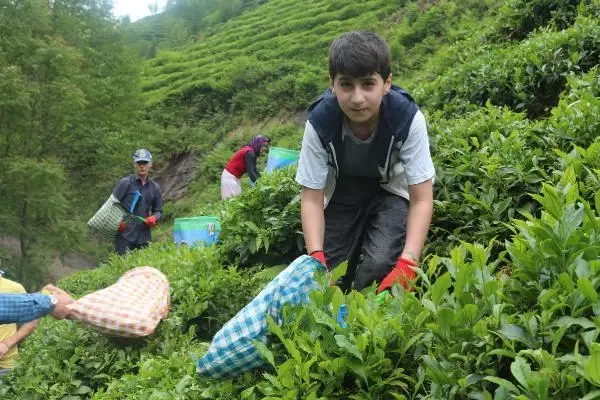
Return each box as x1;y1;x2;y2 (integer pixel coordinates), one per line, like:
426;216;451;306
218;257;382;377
112;175;163;244
307;85;418;184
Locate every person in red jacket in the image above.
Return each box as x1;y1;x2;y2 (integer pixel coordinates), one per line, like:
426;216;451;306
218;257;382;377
221;135;270;199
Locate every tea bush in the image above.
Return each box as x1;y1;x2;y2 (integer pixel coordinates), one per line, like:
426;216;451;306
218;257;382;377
417;14;600;118
0;244;267;398
4;1;600;398
427;67;600;256
491;0;582;41
218;167;303;267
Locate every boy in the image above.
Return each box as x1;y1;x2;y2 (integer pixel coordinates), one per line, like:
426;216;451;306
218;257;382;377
295;31;435;292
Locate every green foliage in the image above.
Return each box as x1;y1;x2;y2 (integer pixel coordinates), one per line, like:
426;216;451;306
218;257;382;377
219;167;303;266
427;105;541;255
426;64;600;257
417;14;600;118
209;176;600;399
546;68;600;147
0;243;268;398
121;0;268;58
492;0;582;41
139;0;403;151
263;124;304;151
506;170;600;311
4;0;600;398
0;158;69;289
0;0;149;286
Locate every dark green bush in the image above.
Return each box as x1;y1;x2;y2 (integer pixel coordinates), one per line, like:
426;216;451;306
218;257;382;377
218;167;303;266
492;0;582;41
417;15;600;118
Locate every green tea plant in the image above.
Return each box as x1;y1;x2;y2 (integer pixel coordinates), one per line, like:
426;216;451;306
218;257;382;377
0;244;267;399
218;167;303;266
417;14;600;118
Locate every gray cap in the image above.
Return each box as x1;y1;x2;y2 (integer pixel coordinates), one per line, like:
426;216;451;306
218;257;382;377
133;148;152;162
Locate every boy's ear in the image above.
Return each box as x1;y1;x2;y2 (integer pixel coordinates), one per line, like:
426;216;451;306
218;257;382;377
384;73;393;95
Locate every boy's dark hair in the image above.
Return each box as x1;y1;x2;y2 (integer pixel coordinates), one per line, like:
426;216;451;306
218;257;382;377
328;31;391;80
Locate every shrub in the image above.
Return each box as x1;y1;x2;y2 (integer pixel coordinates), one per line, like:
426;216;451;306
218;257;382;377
218;167;303;266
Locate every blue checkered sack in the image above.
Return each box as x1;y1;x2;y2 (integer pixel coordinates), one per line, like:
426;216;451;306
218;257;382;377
196;255;324;378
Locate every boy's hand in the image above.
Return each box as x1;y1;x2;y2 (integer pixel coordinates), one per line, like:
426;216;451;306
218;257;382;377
309;250;335;286
309;250;327;269
118;220;127;232
377;257;417;293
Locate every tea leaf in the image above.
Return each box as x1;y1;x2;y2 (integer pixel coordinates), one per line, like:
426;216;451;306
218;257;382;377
483;377;519;394
510;357;532;390
578;277;598;303
431;272;452;307
335;335;363;361
584;344;600;386
496;324;537;348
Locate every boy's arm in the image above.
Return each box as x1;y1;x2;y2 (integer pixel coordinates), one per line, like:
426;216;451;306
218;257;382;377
400;179;433;261
301;187;325;254
0;320;38;358
296;121;329;254
398;110;436;261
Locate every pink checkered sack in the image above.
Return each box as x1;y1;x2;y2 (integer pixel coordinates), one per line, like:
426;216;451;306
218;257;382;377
67;266;170;338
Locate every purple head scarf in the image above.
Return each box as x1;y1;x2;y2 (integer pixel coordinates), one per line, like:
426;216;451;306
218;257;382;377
248;134;270;155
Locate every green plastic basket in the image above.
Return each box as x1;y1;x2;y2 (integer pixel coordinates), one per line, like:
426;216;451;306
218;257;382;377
265;147;300;172
173;216;221;246
87;194;127;238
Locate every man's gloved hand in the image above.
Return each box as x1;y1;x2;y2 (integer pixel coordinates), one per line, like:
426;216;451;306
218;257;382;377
377;257;417;293
145;215;158;228
309;250;327;270
118;220;127;233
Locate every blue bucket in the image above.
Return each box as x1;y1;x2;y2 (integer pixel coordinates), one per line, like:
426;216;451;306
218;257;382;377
265;147;300;173
173;216;221;246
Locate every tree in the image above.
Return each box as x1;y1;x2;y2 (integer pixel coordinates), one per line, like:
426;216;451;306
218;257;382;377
0;0;146;287
0;158;69;289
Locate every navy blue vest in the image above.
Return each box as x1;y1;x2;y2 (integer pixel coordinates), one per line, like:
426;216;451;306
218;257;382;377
306;85;418;183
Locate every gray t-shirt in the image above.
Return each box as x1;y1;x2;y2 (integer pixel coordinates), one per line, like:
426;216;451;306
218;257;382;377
296;109;435;201
339;119;381;179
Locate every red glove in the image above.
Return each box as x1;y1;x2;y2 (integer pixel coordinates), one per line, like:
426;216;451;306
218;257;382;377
145;215;158;228
309;250;327;269
118;220;127;233
377;257;418;293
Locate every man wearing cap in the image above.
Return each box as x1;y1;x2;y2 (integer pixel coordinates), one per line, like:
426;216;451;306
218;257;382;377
112;149;164;255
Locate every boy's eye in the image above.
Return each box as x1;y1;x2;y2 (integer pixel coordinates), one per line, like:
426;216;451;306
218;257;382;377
340;82;352;88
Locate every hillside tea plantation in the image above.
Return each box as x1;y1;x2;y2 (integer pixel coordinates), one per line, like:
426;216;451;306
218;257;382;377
1;0;600;399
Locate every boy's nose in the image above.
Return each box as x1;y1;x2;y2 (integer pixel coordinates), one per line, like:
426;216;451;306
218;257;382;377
351;88;366;104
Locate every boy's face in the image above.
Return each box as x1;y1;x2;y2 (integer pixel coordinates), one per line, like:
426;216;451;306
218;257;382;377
331;73;392;127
